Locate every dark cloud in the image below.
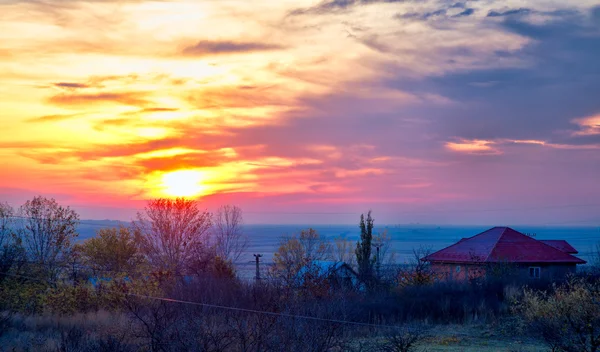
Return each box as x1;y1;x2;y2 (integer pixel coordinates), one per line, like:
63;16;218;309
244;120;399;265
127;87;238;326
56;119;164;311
396;9;446;20
54;82;89;89
453;8;474;17
356;34;393;53
486;8;531;17
593;6;600;23
182;40;284;56
289;0;413;16
384;7;600;146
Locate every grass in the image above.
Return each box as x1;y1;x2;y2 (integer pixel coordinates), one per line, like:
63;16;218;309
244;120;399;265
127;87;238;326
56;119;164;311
0;311;547;352
417;325;546;352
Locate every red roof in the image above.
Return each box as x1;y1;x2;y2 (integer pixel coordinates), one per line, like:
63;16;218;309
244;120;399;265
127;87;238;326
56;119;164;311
540;240;578;254
423;227;586;264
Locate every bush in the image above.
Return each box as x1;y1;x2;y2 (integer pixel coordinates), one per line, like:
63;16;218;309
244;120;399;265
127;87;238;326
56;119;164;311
516;277;600;352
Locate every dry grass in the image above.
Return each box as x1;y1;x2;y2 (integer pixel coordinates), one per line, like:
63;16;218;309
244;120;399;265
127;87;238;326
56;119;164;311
0;310;136;352
418;324;545;352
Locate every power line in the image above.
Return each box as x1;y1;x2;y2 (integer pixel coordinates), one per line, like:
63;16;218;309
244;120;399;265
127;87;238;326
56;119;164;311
0;271;402;330
6;215;128;228
4;202;600;220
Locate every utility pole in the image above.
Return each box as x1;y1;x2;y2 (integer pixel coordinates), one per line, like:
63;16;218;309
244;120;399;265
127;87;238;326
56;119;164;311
373;242;383;281
253;254;263;281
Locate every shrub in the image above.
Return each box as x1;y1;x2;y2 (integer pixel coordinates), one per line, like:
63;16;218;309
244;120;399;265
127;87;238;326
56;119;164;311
517;277;600;352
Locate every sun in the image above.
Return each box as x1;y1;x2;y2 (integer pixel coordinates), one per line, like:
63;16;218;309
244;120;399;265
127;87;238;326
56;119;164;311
160;169;209;197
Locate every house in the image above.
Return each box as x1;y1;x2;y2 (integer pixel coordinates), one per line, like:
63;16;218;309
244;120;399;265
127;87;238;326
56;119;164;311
422;227;586;281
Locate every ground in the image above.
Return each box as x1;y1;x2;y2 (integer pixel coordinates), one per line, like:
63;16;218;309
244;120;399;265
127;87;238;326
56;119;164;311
417;324;546;352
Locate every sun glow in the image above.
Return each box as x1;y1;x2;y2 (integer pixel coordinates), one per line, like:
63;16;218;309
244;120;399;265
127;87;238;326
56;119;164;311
160;169;209;197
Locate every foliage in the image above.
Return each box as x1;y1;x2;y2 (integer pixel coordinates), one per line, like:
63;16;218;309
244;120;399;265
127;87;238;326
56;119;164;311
213;205;248;263
271;228;330;288
517;277;600;352
76;226;146;276
356;210;375;284
396;247;437;288
134;198;212;275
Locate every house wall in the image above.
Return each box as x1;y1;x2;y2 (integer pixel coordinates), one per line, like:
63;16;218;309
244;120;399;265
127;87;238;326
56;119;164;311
430;263;486;281
430;263;577;282
513;263;576;281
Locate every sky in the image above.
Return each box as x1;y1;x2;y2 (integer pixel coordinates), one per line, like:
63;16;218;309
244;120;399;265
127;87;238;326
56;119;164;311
1;0;599;225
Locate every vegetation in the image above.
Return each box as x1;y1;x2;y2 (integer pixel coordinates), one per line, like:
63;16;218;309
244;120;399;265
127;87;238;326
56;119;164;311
213;205;247;263
75;226;146;275
133;198;212;275
356;210;375;284
0;197;596;351
517;277;600;352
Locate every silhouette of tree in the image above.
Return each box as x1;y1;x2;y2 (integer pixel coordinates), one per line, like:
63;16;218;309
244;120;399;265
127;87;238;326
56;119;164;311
355;211;374;284
134;198;212;276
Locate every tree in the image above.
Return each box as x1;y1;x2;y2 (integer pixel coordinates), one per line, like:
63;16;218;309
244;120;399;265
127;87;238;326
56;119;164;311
0;202;23;283
0;202;14;248
271;228;330;287
332;235;356;266
77;226;146;276
18;196;79;277
134;198;212;275
213;205;248;263
355;211;374;284
396;247;437;288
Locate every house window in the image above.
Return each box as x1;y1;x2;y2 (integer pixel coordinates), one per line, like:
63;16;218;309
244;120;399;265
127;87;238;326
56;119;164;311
529;267;541;279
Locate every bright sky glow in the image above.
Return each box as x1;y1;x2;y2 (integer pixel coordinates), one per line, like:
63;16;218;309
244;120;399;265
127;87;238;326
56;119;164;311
1;0;600;224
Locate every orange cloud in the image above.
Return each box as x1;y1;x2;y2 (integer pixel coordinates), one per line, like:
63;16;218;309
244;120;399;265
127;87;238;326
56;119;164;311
572;115;600;136
445;139;501;155
48;92;150;107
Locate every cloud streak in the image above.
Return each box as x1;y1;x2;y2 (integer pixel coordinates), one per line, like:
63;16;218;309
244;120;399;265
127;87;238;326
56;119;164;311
48;92;150;107
182;40;285;56
1;0;600;224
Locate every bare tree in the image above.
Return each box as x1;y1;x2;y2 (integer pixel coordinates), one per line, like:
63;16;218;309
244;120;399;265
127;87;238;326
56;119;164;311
213;205;248;263
332;235;356;266
134;198;212;275
396;247;436;287
18;196;79;277
373;229;396;265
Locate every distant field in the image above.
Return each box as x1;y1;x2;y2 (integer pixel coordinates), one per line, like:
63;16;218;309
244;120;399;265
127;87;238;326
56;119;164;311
75;221;600;279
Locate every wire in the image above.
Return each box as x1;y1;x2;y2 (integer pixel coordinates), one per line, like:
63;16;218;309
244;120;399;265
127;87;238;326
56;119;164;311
4;201;600;222
0;271;402;330
7;215;127;228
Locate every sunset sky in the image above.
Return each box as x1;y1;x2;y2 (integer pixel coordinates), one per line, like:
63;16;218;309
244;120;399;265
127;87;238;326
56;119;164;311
1;0;599;224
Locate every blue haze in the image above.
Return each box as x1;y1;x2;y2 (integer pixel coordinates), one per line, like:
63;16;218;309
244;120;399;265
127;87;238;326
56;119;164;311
77;222;600;272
